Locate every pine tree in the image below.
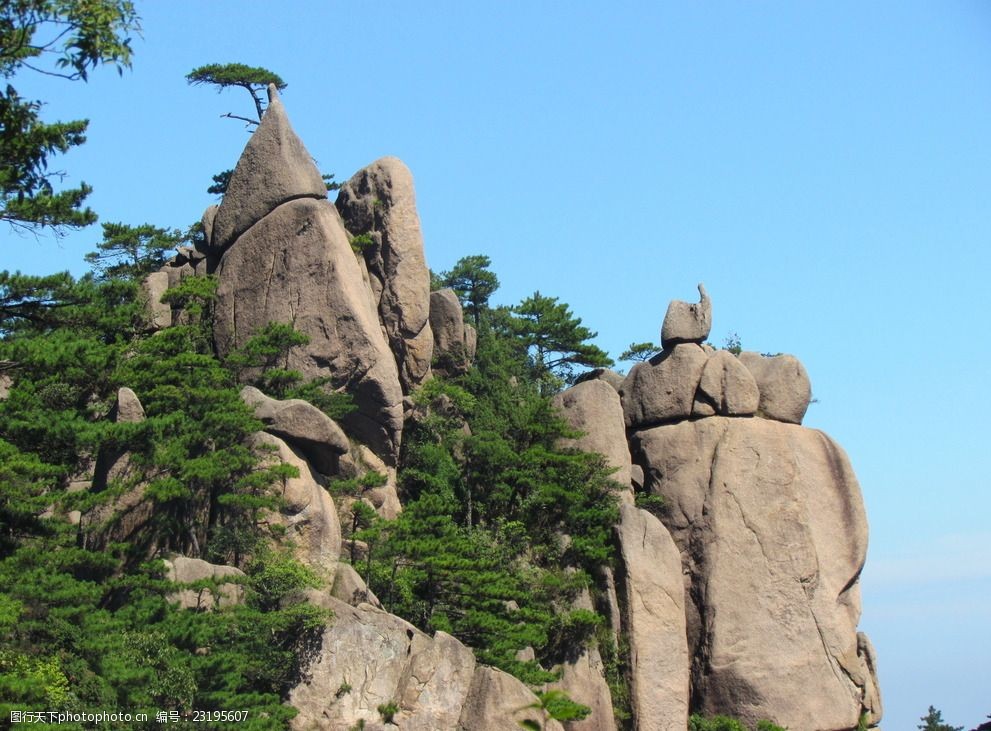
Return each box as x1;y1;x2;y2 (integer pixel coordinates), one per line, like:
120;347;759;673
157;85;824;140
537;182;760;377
511;291;613;392
438;254;500;327
918;706;963;731
0;1;138;236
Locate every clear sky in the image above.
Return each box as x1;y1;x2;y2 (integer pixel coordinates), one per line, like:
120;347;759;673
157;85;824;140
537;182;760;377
6;2;990;728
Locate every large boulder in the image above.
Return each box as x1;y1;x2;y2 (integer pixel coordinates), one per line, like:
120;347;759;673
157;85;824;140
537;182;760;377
164;556;245;611
620;343;707;428
660;283;711;348
549;587;617;731
429;288;476;375
575;368;625;393
290;593;477;730
250;432;341;582
552;379;633;499
336;157;434;392
458;666;563;731
241;386;349;475
210;86;328;253
214;197;404;461
141;271;171;330
630;417;881;730
693;349;760;417
737;351;812;424
330;563;381;609
615;503;689;731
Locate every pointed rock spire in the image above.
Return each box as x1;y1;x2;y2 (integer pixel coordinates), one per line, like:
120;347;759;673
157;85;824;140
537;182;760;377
210;84;328;252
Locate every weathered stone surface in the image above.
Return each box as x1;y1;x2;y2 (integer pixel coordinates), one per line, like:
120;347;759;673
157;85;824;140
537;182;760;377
90;387;146;491
241;386;349;475
738;351;812;424
164;555;245;610
290;594;478;731
337;157;433;391
210;87;327;252
550;588;617;731
858;632;883;725
250;432;341;582
630;417;878;730
330;563;381;608
620;343;707;428
660;283;711;347
141;271;171;329
112;387;146;423
576;368;625;393
694;350;760;417
214;197;403;461
430;288;474;375
346;444;402;520
630;464;644;491
200;205;218;251
0;373;11;400
553;380;632;501
615;503;689;731
458;666;563;731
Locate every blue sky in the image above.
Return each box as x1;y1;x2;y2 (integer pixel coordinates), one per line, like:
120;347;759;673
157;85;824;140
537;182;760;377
6;2;990;727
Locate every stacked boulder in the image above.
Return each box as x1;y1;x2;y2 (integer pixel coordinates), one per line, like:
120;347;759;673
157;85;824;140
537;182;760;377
614;285;879;729
131;85;881;730
208;87;404;462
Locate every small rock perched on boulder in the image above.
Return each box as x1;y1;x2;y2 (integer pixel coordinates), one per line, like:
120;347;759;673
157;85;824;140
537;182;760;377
660;283;711;348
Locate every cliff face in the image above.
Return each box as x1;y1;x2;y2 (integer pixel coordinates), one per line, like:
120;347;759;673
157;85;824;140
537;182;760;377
138;87;881;730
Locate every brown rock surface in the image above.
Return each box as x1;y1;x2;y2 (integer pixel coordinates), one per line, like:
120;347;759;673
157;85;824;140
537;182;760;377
214;198;403;461
660;283;711;347
615;503;689;731
738;351;812;424
458;666;563;731
210;87;327;252
241;386;349;474
337;157;433;391
630;417;880;730
164;556;245;610
330;563;381;608
620;343;707;428
553;379;632;501
289;594;478;731
430;288;475;374
250;432;341;582
549;588;617;731
141;271;171;330
694;349;760;417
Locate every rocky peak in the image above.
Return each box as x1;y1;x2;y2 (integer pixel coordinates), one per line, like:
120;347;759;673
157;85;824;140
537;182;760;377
209;85;329;253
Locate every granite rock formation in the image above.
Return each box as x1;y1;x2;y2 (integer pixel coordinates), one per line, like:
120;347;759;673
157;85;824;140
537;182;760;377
130;85;881;730
211;87;403;461
336;157;434;392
